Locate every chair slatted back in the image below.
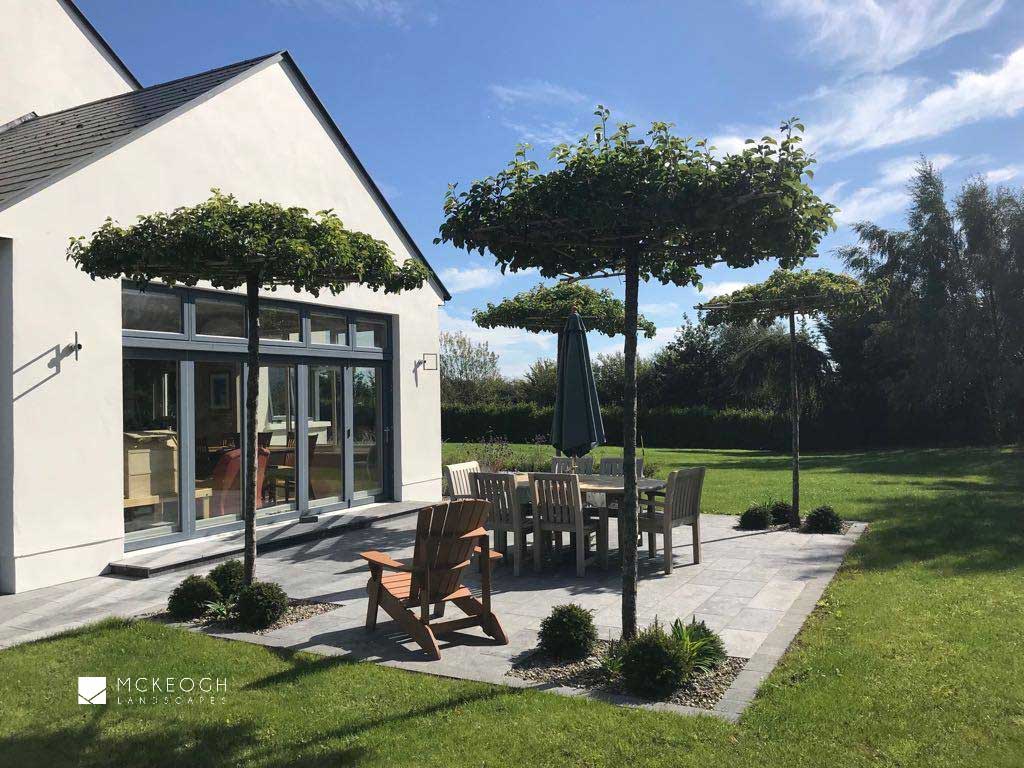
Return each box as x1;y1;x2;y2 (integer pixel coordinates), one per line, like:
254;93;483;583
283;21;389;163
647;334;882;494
663;467;705;523
444;461;479;499
529;472;583;526
470;472;518;527
598;456;644;477
551;456;594;474
410;499;490;602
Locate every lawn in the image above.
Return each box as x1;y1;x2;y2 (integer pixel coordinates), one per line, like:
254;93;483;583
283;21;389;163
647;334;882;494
3;446;1023;767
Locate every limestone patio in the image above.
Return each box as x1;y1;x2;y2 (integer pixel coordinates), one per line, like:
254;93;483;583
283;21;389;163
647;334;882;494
0;509;863;719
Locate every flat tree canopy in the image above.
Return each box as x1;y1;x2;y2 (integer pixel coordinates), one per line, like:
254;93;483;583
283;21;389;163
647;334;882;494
473;282;657;338
70;190;428;583
439;110;835;637
700;268;875;524
68;190;427;294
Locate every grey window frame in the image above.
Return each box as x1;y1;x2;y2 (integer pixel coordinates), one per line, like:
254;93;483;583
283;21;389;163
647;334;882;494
121;282;394;551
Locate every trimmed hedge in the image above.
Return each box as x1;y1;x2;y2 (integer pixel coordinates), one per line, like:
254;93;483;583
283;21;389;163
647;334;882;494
443;403;786;450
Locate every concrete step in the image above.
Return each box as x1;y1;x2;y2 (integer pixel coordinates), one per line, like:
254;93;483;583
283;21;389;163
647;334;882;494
108;501;430;578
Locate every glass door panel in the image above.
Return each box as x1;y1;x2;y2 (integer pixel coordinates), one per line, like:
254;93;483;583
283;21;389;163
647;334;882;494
194;361;243;528
123;359;180;540
308;365;344;506
259;363;299;515
352;366;384;496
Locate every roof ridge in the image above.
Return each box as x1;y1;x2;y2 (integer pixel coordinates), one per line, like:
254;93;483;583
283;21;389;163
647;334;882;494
27;51;284;124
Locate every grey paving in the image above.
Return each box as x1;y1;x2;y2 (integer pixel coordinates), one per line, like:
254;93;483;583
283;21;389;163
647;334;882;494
0;513;864;720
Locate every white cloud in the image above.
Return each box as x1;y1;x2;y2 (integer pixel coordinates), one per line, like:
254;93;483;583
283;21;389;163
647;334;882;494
832;186;910;225
489;81;587;107
811;47;1024;158
712;46;1024;161
439;266;501;294
639;301;681;317
501;120;582;147
269;0;435;26
698;281;749;299
985;165;1023;183
757;0;1005;74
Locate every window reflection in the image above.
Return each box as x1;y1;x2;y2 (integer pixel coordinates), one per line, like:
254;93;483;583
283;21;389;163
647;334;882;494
195;299;245;337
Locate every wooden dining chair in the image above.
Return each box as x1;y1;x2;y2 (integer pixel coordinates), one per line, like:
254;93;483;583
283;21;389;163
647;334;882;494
360;499;508;660
551;456;594;474
598;456;645;477
640;467;705;574
444;461;479;499
471;471;530;576
529;473;608;577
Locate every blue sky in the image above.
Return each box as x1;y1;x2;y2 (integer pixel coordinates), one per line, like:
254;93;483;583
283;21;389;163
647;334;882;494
80;0;1024;374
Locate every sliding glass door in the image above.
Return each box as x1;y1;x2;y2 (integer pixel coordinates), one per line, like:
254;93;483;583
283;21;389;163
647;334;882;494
258;363;299;516
353;366;385;498
193;361;243;529
308;365;345;507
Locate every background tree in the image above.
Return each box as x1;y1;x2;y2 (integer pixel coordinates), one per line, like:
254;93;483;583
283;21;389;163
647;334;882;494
701;268;871;523
439;109;834;637
646;320;730;409
439;331;507;405
69;191;427;584
516;358;559;406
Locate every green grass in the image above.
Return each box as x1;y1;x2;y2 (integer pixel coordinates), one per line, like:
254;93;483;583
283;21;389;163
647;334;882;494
3;446;1024;767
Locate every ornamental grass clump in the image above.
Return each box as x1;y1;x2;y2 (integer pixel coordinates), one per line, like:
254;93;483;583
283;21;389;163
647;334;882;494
538;604;598;660
167;575;221;620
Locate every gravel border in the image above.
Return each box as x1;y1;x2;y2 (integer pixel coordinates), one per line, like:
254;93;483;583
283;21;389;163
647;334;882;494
508;640;746;710
150;598;340;635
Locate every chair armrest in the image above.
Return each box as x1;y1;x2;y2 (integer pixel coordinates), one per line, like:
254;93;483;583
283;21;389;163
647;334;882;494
359;551;412;571
459;526;489;541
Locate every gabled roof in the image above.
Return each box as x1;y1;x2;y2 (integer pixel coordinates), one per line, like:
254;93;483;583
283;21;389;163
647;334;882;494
0;45;450;300
64;0;142;90
0;53;277;210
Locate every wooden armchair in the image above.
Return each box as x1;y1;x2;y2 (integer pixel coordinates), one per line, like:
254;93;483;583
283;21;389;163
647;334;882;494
598;456;645;477
443;461;479;499
641;467;705;574
471;471;530;576
529;473;608;577
551;455;594;474
360;499;507;660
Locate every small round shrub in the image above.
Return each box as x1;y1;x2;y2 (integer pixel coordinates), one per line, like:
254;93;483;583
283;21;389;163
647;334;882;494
804;505;843;534
208;559;245;599
620;624;692;699
167;575;221;620
769;500;794;526
235;581;289;629
738;503;773;530
538;604;598;660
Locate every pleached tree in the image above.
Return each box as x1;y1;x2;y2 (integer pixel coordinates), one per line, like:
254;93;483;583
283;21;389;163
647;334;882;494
69;190;428;584
700;268;876;525
439;109;835;638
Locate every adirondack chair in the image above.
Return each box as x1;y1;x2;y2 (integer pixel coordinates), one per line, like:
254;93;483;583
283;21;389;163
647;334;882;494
360;499;508;660
443;461;479;499
551;456;594;474
598;456;645;477
640;467;705;574
471;471;530;576
529;473;608;577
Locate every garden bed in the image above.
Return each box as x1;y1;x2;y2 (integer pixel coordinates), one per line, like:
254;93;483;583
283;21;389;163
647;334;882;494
508;640;746;710
153;598;340;635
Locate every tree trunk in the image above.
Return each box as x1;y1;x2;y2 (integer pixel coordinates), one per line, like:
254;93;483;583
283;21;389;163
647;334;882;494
620;252;640;640
788;310;801;527
243;273;261;585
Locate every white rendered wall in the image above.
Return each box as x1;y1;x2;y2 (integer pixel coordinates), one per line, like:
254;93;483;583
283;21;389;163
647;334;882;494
0;0;136;126
0;60;444;592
